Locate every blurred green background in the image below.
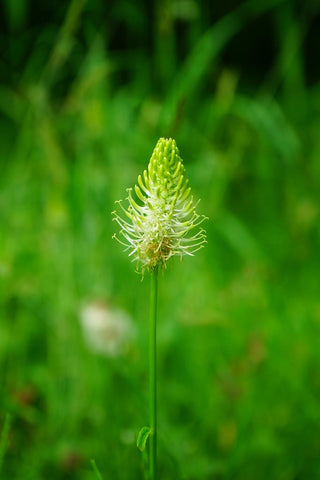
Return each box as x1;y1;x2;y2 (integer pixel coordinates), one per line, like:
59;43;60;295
1;0;320;478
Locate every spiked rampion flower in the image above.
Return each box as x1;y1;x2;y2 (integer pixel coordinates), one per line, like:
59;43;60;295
112;138;207;273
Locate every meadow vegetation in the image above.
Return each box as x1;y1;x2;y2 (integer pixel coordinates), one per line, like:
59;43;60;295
0;0;320;478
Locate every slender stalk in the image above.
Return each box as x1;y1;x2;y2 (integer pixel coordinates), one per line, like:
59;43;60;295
149;267;158;480
0;413;11;474
90;459;103;480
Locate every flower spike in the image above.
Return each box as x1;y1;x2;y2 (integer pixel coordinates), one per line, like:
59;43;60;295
112;138;207;273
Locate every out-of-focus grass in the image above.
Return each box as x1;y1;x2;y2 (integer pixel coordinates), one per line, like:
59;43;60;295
0;0;320;478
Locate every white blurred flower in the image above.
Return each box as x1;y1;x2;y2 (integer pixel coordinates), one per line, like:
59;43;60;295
120;429;135;445
80;301;135;357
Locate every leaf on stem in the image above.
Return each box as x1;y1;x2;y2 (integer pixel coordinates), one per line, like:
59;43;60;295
90;459;103;480
137;426;152;452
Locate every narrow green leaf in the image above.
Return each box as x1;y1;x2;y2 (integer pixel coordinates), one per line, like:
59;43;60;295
137;426;152;452
90;459;103;480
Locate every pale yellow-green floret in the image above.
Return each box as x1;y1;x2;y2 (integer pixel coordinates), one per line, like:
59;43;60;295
112;138;207;273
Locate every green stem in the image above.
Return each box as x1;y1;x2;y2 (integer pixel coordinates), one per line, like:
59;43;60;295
149;267;158;480
0;413;11;474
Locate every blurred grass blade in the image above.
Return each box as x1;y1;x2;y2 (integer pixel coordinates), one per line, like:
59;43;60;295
0;414;11;474
2;0;28;31
91;459;103;480
159;0;286;129
232;95;300;162
215;212;265;261
41;0;87;86
137;426;152;452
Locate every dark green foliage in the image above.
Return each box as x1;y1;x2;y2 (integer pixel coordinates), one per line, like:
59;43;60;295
0;0;320;479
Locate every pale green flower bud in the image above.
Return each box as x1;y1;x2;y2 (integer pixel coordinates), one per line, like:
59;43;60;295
112;138;207;273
